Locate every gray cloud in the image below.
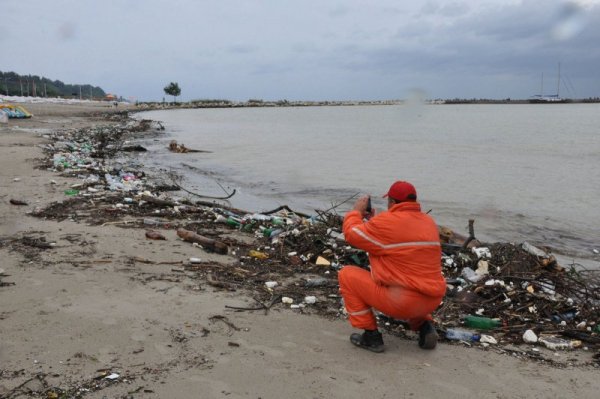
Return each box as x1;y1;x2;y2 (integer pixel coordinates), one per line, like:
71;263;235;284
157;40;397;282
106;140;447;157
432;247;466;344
2;0;599;101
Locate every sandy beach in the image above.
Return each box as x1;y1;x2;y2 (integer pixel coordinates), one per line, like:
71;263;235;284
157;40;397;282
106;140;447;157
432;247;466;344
1;101;598;399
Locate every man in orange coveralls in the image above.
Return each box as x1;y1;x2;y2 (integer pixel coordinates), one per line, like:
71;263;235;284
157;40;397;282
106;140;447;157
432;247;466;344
338;181;445;353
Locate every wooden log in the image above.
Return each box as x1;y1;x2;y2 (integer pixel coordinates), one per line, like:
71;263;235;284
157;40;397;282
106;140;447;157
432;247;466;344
176;228;229;254
438;225;481;248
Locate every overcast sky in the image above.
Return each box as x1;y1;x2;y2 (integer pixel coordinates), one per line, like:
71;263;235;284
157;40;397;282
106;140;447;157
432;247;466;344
2;0;599;101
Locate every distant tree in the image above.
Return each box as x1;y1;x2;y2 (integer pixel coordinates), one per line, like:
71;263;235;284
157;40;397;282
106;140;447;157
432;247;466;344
164;82;181;103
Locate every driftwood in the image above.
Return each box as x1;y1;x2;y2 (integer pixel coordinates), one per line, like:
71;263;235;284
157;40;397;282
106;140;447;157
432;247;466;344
206;273;237;290
177;228;229;254
225;294;283;314
168;140;211;153
439;224;481;249
461;219;476;249
261;205;310;219
9;199;28;206
145;230;166;240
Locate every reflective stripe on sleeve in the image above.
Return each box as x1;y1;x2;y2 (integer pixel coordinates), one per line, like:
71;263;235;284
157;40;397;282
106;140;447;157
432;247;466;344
351;227;440;249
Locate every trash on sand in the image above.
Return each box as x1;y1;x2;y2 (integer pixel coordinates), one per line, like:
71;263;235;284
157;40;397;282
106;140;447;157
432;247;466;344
215;214;241;228
472;247;491;259
304;296;317;304
461;267;484;283
315;256;330;266
265;281;278;289
64;189;79;196
145;230;166;240
177;228;229;254
248;250;269;260
523;329;538;343
282;296;294;304
521;241;550;258
305;277;329;287
9;199;28;206
105;373;120;380
464;315;501;330
189;257;202;264
479;335;498;344
539;336;581;350
475;260;489;276
445;328;480;342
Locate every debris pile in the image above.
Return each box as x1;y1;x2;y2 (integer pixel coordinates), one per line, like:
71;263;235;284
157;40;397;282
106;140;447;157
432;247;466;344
437;240;600;352
197;208;600;357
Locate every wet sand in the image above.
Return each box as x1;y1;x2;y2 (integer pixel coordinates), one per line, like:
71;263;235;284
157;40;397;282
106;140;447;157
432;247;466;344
0;101;598;399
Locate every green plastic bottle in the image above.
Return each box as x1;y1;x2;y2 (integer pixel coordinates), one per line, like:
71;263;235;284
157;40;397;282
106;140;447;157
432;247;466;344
241;220;255;232
226;217;241;228
464;315;502;330
271;217;284;226
262;228;274;237
64;189;79;196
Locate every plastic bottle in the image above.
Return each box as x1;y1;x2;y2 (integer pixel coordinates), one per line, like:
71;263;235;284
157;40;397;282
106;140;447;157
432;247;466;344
262;228;274;237
445;328;480;342
241;220;255;232
268;228;284;238
464;315;502;330
271;217;284;226
226;218;241;228
64;189;79;196
215;214;241;228
143;218;160;226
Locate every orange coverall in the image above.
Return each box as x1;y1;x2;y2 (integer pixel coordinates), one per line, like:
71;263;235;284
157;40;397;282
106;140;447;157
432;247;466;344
338;201;445;331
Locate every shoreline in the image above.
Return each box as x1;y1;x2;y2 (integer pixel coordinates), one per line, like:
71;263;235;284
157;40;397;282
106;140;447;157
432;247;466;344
1;101;599;399
133;106;599;268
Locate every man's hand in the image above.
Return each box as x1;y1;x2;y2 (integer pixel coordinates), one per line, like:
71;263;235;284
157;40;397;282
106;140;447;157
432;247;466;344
353;195;375;219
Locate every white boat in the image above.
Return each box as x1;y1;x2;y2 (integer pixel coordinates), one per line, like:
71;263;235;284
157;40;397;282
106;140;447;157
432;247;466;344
528;94;568;103
529;64;569;103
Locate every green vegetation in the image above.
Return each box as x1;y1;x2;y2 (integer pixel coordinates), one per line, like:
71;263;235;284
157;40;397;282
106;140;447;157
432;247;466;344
163;82;181;103
0;71;106;99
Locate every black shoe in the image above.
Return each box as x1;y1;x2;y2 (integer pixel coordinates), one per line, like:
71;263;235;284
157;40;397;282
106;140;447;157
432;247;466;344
418;321;438;349
350;330;384;353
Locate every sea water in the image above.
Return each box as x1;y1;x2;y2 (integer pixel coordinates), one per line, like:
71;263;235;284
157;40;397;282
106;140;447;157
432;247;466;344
134;104;600;263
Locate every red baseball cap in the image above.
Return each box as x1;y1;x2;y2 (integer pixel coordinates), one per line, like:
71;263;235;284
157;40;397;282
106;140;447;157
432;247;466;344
383;181;417;202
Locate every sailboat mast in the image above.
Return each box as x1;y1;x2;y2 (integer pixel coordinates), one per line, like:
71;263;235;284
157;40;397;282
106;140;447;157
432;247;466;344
541;73;544;96
557;62;561;97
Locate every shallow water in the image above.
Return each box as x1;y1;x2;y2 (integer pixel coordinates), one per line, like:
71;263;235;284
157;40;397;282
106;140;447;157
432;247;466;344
135;104;600;262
